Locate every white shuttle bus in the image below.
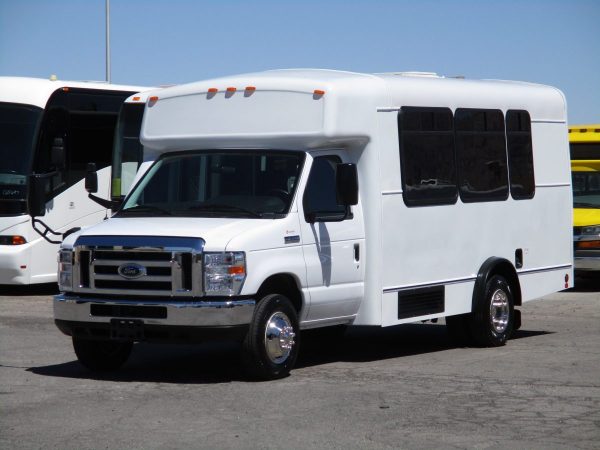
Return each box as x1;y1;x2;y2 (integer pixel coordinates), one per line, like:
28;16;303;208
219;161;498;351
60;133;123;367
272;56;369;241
44;70;573;379
0;77;146;285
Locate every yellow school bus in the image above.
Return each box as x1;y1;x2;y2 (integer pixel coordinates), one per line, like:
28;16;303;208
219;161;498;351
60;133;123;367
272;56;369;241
570;124;600;274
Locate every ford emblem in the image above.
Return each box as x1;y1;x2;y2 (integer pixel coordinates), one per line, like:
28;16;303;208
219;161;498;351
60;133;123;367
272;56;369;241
117;263;147;279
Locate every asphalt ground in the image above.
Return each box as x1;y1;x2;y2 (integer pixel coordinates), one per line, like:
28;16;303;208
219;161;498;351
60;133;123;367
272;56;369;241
1;277;599;449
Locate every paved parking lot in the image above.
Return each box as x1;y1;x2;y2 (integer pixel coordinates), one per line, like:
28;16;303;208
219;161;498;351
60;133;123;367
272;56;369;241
1;278;599;449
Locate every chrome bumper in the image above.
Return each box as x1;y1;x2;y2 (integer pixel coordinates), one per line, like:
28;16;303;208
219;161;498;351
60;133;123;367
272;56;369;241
574;256;600;271
54;294;256;327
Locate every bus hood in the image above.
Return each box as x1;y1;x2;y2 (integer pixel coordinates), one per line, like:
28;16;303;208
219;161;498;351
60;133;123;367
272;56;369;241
574;208;600;228
65;216;299;252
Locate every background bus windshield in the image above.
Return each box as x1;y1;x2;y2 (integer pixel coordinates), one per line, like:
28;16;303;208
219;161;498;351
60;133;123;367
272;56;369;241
571;142;600;209
0;103;42;214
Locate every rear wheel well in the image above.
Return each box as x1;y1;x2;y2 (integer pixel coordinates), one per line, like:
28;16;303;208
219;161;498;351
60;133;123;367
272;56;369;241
256;274;303;314
475;257;522;307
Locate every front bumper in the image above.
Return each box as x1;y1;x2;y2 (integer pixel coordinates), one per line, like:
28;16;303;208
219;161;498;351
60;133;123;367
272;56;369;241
54;294;256;327
0;242;31;285
574;254;600;272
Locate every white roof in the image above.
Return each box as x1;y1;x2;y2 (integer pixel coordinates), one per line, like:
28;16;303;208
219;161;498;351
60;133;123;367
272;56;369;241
140;69;567;153
0;76;148;109
145;68;566;120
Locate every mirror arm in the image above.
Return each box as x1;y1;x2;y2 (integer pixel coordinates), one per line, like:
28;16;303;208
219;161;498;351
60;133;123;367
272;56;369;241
31;218;62;244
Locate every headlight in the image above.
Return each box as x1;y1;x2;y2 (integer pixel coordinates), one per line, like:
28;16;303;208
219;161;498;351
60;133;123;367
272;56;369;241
203;252;246;296
581;225;600;235
58;249;73;291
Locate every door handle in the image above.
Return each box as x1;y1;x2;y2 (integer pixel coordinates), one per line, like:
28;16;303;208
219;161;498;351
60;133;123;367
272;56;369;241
354;243;360;262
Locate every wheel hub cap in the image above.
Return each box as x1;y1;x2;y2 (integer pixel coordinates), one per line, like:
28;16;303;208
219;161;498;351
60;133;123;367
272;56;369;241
490;288;509;333
264;312;296;364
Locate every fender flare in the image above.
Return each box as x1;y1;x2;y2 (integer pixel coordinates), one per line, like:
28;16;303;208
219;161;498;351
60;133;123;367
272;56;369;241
472;257;522;311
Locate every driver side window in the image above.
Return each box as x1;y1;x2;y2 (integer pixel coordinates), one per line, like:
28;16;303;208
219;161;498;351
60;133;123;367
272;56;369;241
303;155;345;222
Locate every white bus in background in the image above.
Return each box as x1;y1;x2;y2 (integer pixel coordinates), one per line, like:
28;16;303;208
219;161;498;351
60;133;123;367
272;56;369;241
45;69;573;379
0;77;146;285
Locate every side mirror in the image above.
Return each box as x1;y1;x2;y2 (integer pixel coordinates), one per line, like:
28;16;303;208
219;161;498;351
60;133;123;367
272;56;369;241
28;175;47;217
85;163;98;193
336;163;359;206
51;137;66;170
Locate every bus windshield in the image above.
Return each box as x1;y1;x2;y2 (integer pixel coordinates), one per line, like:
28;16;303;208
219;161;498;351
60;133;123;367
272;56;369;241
571;143;600;209
111;102;144;200
572;171;600;209
0;103;42;214
118;151;305;218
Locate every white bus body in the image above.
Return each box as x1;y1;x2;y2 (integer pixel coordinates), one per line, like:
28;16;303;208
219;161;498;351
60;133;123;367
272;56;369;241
0;77;146;285
52;69;573;379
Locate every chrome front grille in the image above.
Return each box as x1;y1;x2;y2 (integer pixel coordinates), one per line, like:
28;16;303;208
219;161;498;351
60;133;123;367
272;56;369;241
71;236;204;298
92;250;173;291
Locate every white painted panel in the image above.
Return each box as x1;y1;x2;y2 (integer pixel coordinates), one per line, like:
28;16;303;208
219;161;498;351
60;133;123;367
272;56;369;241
144;91;324;140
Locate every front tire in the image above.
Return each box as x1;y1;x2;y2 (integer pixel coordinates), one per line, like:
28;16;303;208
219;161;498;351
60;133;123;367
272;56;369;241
242;294;300;380
72;337;133;371
469;275;514;347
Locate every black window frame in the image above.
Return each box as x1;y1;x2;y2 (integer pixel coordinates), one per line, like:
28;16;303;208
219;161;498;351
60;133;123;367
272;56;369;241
398;106;458;207
454;108;509;203
506;109;535;200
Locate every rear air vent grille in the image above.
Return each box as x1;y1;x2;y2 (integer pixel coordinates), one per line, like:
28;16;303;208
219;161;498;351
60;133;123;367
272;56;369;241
397;286;445;319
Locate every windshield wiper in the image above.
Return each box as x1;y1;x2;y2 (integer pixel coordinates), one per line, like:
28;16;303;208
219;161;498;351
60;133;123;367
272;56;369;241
119;204;173;215
186;203;263;218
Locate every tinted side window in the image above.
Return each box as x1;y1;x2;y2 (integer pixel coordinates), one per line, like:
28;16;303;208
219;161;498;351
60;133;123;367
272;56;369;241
398;107;457;207
455;108;508;202
506;110;535;199
303;155;345;221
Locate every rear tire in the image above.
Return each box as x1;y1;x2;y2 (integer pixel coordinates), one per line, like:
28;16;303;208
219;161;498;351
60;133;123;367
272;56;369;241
72;337;132;371
242;294;300;380
468;275;514;347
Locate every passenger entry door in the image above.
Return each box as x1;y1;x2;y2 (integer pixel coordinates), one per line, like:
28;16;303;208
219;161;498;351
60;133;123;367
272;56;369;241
299;153;365;324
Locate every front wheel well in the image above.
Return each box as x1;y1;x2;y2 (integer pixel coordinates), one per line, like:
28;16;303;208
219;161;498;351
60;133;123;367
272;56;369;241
256;274;303;314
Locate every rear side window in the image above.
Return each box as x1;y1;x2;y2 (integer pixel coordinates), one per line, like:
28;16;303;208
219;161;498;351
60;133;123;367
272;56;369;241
398;107;457;206
506;110;535;199
455;108;508;202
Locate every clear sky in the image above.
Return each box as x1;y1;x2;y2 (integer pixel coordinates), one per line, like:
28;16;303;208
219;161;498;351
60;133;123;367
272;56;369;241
1;0;598;123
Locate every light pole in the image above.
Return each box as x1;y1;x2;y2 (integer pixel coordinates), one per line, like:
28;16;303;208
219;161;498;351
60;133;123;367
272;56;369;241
105;0;111;83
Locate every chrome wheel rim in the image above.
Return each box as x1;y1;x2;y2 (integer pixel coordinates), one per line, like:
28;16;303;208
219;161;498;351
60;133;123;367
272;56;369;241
489;288;510;333
264;311;296;364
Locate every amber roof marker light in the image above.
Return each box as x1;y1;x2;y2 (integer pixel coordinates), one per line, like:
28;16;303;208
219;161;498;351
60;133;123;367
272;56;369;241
147;96;159;107
206;88;218;99
225;87;237;99
313;89;325;99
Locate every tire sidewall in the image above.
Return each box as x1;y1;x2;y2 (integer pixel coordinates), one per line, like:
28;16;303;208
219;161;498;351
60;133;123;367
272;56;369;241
468;275;515;347
481;275;514;345
72;337;132;371
244;294;300;379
